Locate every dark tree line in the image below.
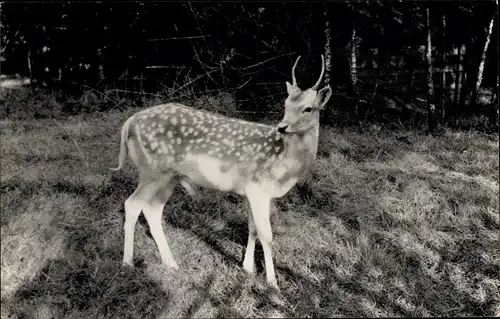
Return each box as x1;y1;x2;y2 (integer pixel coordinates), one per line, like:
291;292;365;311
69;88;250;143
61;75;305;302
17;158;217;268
0;1;498;131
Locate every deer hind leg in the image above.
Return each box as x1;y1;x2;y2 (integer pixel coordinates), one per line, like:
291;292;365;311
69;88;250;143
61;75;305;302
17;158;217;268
243;211;257;274
123;183;145;266
122;172;175;267
142;177;179;269
246;189;278;288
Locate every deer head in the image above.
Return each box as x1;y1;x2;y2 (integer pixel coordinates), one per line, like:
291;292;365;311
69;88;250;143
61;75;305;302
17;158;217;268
277;55;332;134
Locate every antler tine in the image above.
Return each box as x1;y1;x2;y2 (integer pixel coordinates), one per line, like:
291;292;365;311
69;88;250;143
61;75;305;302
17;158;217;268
291;55;301;87
311;54;325;91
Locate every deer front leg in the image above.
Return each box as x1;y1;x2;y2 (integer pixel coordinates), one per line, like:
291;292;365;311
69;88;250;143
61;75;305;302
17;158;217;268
246;190;278;289
243;213;257;273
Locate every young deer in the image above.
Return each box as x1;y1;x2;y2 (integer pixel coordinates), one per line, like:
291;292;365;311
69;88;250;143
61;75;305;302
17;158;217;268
111;55;332;288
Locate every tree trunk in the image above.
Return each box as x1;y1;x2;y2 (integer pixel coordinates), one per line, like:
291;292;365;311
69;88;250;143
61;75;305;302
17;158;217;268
491;0;500;130
441;13;446;123
458;43;469;110
425;8;436;133
27;49;33;81
490;75;499;129
323;4;332;86
96;9;105;85
402;9;416;120
350;18;359;119
97;48;105;84
453;45;463;104
350;22;357;88
41;25;52;89
403;69;414;107
471;11;496;106
322;4;333;125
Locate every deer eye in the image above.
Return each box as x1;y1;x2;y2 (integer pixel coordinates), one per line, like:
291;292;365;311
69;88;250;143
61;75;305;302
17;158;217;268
303;107;312;113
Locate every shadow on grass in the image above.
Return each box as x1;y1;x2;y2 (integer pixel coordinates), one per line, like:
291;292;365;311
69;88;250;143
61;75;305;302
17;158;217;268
278;239;498;317
3;148;498;317
160;155;499;317
274;159;498;317
183;273;247;318
1;172;287;317
2;173;175;318
10;255;170;319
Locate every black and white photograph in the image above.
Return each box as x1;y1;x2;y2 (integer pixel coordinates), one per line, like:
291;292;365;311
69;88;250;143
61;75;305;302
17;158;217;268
1;1;499;317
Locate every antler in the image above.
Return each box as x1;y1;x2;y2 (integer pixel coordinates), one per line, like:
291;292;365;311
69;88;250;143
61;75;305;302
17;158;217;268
311;54;325;91
291;55;301;87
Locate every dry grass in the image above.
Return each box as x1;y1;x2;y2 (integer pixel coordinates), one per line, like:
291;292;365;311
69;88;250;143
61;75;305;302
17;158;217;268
1;103;499;317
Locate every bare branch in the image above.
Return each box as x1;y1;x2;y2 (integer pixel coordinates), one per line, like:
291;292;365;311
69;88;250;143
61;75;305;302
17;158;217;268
238;53;296;71
146;65;193;69
148;35;212;41
169;68;222;96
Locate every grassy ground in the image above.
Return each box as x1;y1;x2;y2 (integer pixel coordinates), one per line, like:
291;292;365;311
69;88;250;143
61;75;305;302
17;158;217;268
1;100;499;317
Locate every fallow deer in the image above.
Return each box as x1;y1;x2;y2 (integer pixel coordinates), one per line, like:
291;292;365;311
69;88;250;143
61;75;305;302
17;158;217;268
111;55;332;289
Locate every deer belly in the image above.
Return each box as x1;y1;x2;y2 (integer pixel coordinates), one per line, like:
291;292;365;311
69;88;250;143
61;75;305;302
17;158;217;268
268;177;299;198
176;154;245;194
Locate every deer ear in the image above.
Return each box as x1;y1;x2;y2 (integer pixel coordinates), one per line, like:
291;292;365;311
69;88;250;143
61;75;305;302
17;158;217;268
286;81;294;95
314;85;332;109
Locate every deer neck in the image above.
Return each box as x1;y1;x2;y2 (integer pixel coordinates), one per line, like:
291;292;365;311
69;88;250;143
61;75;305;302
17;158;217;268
250;122;319;198
280;122;320;172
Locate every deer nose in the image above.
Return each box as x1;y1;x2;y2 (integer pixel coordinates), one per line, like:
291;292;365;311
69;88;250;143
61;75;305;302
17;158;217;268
277;124;288;133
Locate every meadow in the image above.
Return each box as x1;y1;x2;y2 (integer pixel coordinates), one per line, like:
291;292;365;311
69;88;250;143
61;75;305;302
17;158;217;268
1;89;499;318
